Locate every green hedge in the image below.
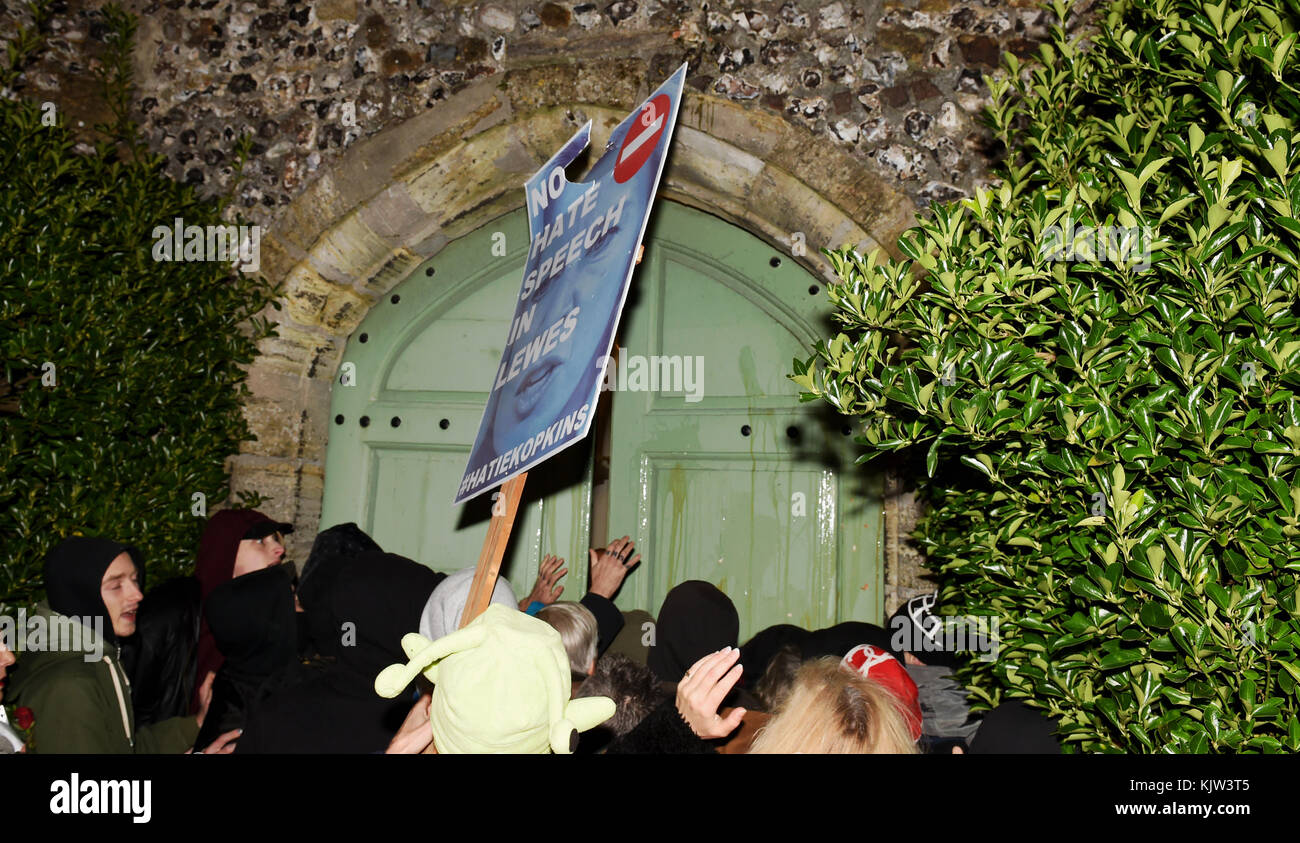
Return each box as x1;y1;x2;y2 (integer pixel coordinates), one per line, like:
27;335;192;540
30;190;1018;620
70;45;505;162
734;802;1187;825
0;6;276;607
795;0;1300;752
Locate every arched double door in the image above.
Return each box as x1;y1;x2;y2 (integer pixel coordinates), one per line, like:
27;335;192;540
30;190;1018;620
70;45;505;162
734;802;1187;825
320;201;883;639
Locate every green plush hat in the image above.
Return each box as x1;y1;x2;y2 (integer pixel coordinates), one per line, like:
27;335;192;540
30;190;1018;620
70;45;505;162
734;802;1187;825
375;603;615;753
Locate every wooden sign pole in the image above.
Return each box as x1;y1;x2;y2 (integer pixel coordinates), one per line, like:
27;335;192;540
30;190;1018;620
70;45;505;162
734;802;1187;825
421;471;528;753
459;471;529;629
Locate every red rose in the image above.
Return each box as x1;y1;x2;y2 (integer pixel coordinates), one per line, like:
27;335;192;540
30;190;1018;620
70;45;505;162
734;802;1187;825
13;706;34;730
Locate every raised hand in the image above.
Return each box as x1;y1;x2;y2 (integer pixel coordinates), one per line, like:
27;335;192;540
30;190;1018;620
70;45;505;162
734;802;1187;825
520;553;567;610
589;535;640;599
675;647;746;739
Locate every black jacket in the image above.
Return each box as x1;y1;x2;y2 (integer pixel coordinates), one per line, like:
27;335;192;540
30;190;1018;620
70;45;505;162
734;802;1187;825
195;565;302;749
580;592;624;655
236;552;443;754
120;576;201;728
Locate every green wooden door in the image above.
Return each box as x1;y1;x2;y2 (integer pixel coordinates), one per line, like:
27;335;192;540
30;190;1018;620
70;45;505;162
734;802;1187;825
320;202;882;635
606;206;883;641
320;208;593;585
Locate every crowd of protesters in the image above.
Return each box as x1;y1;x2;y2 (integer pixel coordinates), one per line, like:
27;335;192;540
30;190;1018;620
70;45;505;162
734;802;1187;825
0;509;1062;754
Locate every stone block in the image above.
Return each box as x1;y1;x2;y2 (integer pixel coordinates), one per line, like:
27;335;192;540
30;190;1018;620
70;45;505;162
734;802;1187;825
307;214;393;285
664;126;764;206
678;93;785;162
239;365;308;458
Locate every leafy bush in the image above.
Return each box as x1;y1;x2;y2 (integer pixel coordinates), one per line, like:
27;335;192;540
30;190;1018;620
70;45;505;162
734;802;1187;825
794;0;1300;752
0;6;276;607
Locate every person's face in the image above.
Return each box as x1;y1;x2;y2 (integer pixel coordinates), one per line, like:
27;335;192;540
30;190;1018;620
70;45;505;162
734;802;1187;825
490;172;652;454
0;638;16;703
100;552;143;638
232;531;285;578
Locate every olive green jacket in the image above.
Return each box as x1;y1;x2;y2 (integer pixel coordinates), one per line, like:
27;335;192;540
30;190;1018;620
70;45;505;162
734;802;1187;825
8;604;199;754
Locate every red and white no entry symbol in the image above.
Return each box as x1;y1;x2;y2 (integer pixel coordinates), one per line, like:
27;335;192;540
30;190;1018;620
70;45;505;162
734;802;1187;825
614;94;670;184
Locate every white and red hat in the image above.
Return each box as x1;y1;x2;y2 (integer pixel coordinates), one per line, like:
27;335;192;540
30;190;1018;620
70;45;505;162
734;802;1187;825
841;643;924;741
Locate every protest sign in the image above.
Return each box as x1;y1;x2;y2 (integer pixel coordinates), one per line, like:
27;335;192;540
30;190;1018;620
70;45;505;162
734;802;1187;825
454;63;687;504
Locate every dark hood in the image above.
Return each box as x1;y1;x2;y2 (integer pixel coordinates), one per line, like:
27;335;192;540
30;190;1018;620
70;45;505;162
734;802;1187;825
738;624;810;690
297;523;382;660
204;564;297;679
801;621;897;662
329;551;443;687
232;552;445;754
45;536;143;647
647;580;738;683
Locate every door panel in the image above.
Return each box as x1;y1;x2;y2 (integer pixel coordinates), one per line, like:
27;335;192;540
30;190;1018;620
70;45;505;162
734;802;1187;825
609;206;883;641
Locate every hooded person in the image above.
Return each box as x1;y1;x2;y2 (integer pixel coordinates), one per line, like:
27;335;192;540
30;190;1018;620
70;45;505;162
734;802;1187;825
295;522;382;662
191;509;293;712
235;551;444;753
611;580;759;753
647;580;741;685
375;604;615;753
8;537;203;753
194;564;301;750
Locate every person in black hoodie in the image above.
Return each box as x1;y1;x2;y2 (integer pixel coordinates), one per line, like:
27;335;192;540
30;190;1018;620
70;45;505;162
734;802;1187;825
194;564;302;750
646;580;741;686
235;551;444;753
295;522;382;663
609;580;756;754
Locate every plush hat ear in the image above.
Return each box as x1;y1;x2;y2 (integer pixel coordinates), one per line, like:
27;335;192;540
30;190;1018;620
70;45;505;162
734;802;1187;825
373;624;489;698
548;697;616;753
565;696;617;733
549;720;580;755
401;632;430;659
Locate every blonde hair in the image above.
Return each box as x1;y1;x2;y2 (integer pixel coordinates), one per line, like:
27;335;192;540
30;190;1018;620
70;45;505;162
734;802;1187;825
748;658;919;754
536;601;598;678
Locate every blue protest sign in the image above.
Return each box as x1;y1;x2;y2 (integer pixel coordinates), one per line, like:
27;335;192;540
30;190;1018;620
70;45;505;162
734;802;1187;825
454;64;687;504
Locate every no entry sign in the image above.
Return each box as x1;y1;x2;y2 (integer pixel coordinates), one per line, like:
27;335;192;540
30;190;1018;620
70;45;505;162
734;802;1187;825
614;94;671;184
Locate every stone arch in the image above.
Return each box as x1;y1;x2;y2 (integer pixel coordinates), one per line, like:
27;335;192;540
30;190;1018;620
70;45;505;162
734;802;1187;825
235;63;919;570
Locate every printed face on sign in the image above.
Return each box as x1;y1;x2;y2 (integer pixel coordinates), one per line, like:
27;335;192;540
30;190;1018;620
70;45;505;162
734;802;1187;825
487;158;655;456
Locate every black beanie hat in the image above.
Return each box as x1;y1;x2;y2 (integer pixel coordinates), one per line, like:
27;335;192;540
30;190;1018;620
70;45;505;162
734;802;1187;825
45;536;143;646
887;592;961;670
